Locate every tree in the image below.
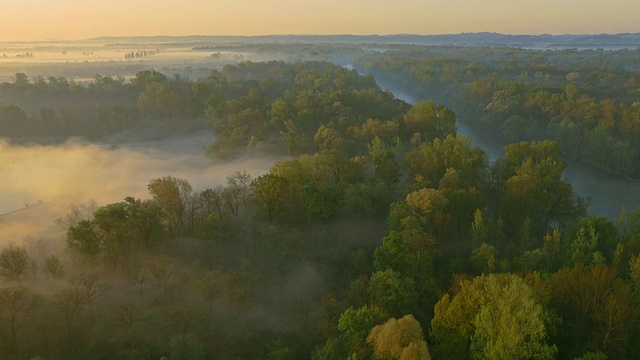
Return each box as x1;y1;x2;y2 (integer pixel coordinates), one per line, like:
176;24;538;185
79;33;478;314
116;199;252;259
472;275;556;360
491;140;586;241
65;198;165;269
404;187;450;238
43;255;65;278
111;302;142;334
0;286;37;350
71;273;108;319
405;134;486;190
56;200;97;230
54;286;85;341
368;137;401;189
66;220;100;259
148;176;193;234
92;202;136;269
367;315;431;360
13;72;30;87
0;245;29;282
226;170;253;210
130;70;167;90
337;306;387;359
149;257;177;299
138;82;178;119
403;100;456;141
431;273;556;360
368;269;417;317
250;173;289;221
470;243;499;274
551;264;634;358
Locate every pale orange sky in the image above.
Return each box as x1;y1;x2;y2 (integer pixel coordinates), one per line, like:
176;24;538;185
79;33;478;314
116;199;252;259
0;0;638;41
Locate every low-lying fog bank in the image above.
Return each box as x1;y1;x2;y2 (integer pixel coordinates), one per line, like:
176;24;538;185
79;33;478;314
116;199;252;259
0;131;278;243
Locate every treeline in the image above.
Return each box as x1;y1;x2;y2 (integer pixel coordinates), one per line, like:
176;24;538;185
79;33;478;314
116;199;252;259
0;61;403;147
0;66;212;138
2;61;640;359
124;48;167;59
355;46;640;177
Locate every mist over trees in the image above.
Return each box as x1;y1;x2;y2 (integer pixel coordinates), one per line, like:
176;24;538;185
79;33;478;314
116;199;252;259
0;53;639;360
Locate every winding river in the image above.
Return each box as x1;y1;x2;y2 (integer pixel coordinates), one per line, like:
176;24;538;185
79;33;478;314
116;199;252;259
375;79;640;219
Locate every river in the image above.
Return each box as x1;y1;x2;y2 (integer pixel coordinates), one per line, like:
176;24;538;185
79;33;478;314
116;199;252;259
375;79;640;219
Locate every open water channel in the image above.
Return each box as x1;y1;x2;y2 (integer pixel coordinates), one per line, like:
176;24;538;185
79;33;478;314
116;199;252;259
375;79;640;219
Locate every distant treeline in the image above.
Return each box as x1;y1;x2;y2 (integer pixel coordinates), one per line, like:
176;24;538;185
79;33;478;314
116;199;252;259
355;46;640;177
124;48;167;59
0;61;401;151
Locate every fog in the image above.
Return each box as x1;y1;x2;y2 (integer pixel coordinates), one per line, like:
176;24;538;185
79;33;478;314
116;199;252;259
0;131;277;242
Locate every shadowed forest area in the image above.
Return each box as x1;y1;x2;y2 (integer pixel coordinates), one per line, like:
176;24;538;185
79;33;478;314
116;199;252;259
0;47;640;360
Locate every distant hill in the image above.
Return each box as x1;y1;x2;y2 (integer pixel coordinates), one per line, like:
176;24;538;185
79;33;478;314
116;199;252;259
87;33;640;48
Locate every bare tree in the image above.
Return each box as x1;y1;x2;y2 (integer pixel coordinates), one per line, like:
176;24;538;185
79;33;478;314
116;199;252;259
149;257;177;299
56;200;98;230
71;273;109;318
227;170;253;210
111;302;142;333
132;266;150;299
54;286;84;339
0;286;37;349
0;245;29;282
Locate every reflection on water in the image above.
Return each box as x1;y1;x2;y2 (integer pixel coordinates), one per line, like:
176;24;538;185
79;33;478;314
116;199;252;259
563;161;640;218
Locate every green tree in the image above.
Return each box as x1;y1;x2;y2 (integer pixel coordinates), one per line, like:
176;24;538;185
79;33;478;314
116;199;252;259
431;274;556;360
43;255;65;278
338;306;387;359
138;82;178;119
368;137;401;189
148;176;193;234
492;140;586;241
250;173;289;221
406;134;486;190
403;100;456;141
368;269;417;317
66;219;100;258
13;72;29;87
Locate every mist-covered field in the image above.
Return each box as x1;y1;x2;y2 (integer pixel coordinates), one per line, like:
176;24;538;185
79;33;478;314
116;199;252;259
0;131;277;242
0;38;361;83
0;40;238;83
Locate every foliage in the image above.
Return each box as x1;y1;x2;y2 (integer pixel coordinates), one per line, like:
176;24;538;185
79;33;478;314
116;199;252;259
431;273;557;360
367;315;431;360
4;57;640;359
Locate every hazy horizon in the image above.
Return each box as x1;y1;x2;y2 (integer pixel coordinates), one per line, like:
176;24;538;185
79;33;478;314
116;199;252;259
1;0;638;42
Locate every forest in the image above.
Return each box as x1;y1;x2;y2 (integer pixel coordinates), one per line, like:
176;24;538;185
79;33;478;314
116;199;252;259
354;46;640;178
1;57;640;360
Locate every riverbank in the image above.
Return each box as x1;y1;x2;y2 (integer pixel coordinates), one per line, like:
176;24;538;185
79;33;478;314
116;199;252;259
372;77;640;219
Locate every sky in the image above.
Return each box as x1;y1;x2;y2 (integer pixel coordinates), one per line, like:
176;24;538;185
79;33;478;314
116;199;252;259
0;0;638;41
